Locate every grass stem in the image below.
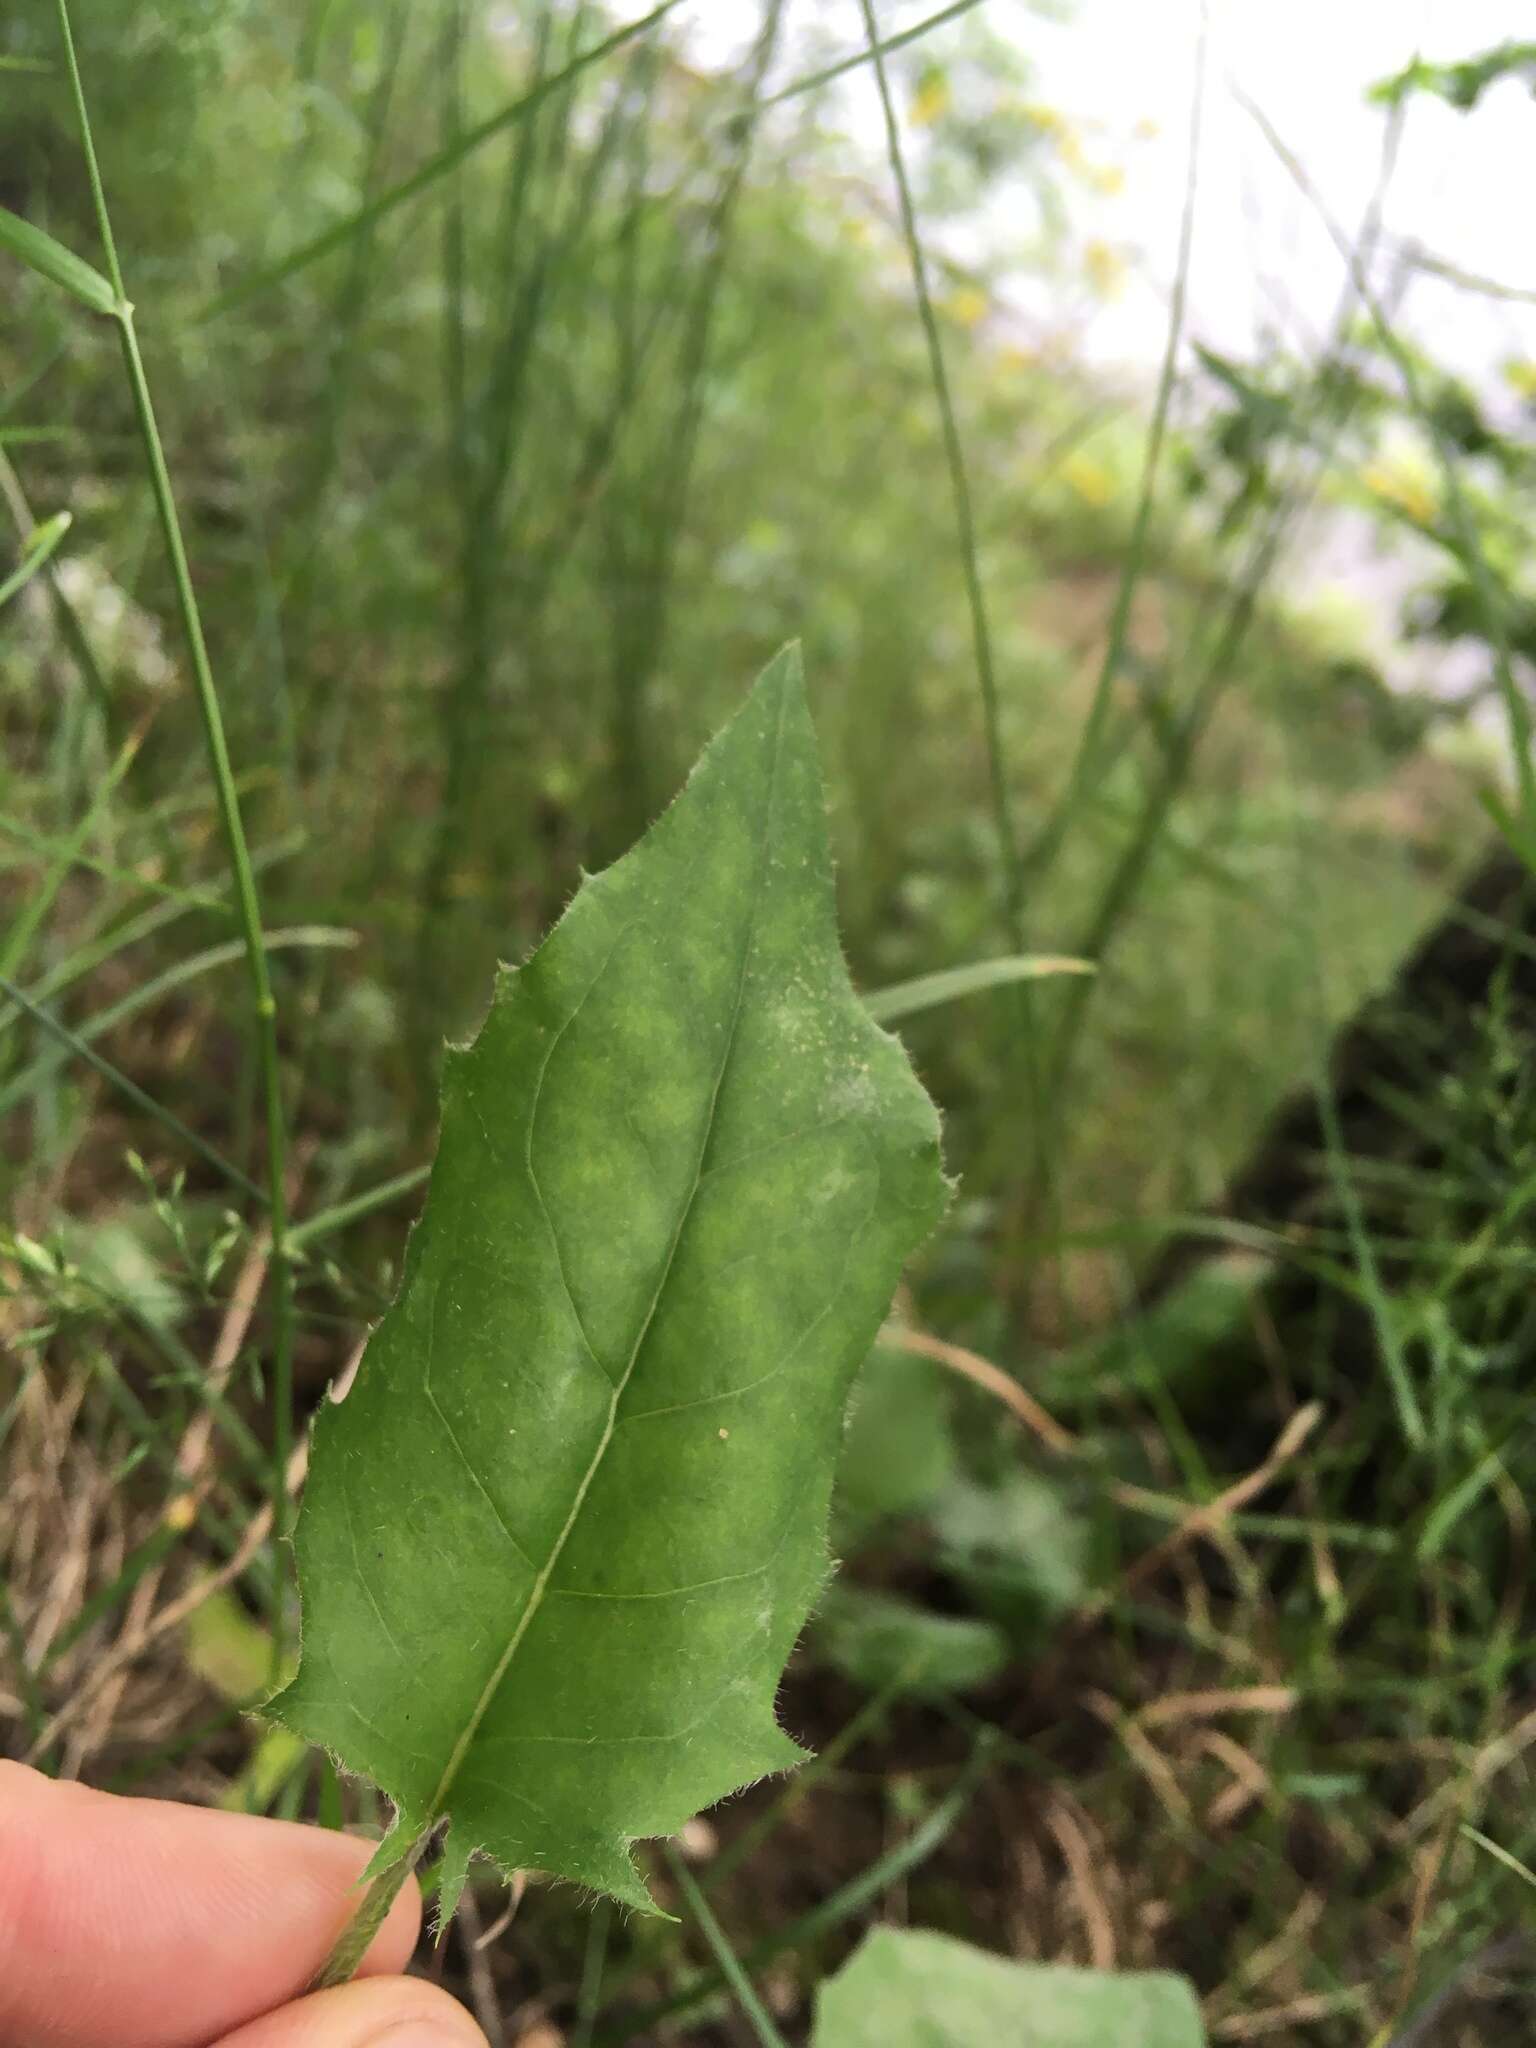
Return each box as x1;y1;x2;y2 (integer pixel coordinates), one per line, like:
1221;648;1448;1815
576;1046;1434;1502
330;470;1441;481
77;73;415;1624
52;0;296;1670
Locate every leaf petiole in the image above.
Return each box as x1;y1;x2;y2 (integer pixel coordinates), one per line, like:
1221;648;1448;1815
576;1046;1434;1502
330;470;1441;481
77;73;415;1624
313;1825;434;1989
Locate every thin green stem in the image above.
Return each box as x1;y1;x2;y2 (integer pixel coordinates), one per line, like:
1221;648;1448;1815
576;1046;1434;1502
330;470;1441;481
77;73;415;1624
0;968;264;1203
207;3;687;318
663;1846;790;2048
53;0;296;1671
1241;89;1536;825
0;509;70;610
856;0;1021;943
288;1164;431;1253
769;0;987;105
1021;4;1207;890
598;1741;994;2046
0;447;112;714
571;1899;613;2048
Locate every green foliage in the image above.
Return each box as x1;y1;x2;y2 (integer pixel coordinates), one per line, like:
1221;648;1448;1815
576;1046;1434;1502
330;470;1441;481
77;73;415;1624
1371;40;1536;111
865;954;1093;1026
933;1471;1090;1641
812;1928;1206;2047
834;1342;958;1540
814;1583;1008;1699
0;206;116;313
0;509;73;611
271;650;947;1912
4;5;1527;2030
1041;1254;1274;1412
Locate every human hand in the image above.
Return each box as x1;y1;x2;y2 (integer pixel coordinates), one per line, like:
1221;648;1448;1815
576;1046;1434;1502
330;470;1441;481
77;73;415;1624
0;1761;487;2048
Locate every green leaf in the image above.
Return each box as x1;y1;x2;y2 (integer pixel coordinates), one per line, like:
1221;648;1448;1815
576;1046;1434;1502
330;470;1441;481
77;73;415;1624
812;1584;1007;1699
835;1341;957;1541
1039;1253;1273;1413
865;954;1092;1026
270;648;947;1911
0;207;117;315
934;1473;1090;1644
813;1928;1206;2047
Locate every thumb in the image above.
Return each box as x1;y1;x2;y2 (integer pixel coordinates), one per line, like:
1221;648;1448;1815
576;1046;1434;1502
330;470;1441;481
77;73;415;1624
210;1975;489;2048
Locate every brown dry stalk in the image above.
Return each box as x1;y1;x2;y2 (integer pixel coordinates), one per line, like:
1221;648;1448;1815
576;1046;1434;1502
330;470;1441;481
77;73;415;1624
1138;1686;1297;1729
1075;1402;1324;1627
880;1322;1080;1455
1044;1793;1117;1968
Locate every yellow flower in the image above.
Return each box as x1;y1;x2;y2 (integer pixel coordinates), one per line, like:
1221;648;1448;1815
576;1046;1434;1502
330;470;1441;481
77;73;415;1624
944;285;989;329
1060;451;1115;507
1084;239;1125;298
1503;358;1536;401
1360;457;1436;525
1089;162;1126;197
1024;102;1068;138
911;67;951;127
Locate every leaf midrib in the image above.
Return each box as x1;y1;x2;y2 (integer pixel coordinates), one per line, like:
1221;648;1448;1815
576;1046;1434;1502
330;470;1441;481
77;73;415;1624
424;686;790;1823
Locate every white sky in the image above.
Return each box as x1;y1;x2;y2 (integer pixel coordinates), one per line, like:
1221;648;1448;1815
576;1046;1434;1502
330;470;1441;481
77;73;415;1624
681;0;1536;386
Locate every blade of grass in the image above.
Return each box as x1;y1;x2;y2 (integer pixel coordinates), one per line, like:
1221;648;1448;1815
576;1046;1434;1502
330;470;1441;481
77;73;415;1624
0;811;235;920
0;720;146;983
0;926;354;1120
597;1738;995;2045
856;0;1020;943
1461;1825;1536;1892
866;953;1093;1024
571;1899;613;2048
0;1583;48;1749
597;1671;915;2019
204;3;686;318
1037;88;1411;1155
702;1671;910;1893
856;0;1071;1307
0;448;112;715
770;0;988;105
1315;1056;1425;1449
0;968;265;1202
0;509;72;610
0;204;116;314
1020;4;1207;891
287;1164;430;1253
0;831;304;1047
663;1846;790;2048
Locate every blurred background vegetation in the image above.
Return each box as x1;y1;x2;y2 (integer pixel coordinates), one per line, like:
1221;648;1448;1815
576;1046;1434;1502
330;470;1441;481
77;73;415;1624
6;4;1536;2043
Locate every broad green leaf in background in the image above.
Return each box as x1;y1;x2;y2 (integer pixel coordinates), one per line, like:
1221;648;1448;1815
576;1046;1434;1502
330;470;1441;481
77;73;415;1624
270;648;947;1913
934;1472;1090;1643
834;1340;958;1540
813;1582;1008;1699
813;1928;1207;2048
1039;1251;1273;1414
